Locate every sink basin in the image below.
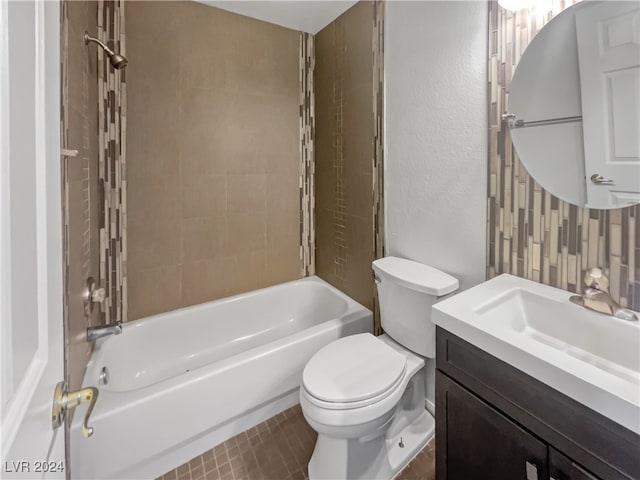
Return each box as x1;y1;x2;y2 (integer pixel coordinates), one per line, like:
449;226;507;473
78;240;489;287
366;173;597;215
433;274;640;434
476;287;640;384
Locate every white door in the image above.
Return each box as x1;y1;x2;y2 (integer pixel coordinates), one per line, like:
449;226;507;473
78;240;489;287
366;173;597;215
576;1;640;208
0;1;65;479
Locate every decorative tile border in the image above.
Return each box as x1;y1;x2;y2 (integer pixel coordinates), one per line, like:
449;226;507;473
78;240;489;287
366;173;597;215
372;0;385;335
300;32;315;277
486;0;639;309
98;0;127;323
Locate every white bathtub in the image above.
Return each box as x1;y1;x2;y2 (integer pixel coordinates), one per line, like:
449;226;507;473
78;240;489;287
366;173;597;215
70;276;372;480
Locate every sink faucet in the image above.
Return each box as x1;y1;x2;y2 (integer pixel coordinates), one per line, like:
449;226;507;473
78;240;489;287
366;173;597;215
86;323;122;342
569;268;638;321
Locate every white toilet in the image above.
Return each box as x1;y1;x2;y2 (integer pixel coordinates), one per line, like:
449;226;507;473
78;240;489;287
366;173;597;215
300;256;459;480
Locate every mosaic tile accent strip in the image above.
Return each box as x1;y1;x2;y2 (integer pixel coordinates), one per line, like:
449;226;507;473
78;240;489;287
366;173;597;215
332;18;347;284
156;404;435;480
98;0;128;323
372;0;385;336
300;32;315;277
487;0;639;309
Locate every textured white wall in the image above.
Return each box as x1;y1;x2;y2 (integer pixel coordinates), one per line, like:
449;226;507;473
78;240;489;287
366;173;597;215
385;1;488;292
384;1;488;410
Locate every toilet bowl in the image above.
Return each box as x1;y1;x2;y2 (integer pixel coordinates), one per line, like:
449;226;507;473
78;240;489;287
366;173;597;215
300;257;459;480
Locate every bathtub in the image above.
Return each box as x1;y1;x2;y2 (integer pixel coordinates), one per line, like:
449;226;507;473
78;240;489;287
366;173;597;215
70;276;372;480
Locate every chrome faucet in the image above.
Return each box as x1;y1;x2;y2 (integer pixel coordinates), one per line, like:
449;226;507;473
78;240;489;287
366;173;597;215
570;268;638;321
86;323;122;342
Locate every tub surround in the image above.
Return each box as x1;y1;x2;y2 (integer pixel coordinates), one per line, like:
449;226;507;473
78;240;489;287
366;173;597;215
61;0;102;394
315;0;382;315
71;277;372;479
487;0;640;309
126;1;302;320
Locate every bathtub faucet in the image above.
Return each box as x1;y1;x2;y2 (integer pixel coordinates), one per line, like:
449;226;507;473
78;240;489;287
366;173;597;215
87;323;122;342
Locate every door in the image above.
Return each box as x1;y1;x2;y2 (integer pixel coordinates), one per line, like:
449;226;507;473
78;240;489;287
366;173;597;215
576;1;640;208
0;1;65;478
436;372;548;480
549;448;602;480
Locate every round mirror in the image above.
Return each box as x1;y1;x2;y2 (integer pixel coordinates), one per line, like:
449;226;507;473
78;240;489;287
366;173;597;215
507;1;640;210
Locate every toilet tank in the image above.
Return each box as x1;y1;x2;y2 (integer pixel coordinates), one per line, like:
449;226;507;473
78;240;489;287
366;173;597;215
372;257;458;358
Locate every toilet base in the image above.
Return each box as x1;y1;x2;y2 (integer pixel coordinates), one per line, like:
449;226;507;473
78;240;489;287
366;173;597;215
308;411;434;480
388;410;434;478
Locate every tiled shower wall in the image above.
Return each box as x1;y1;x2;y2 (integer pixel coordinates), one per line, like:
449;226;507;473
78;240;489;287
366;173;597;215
315;1;384;320
61;0;102;393
487;0;639;308
125;2;302;320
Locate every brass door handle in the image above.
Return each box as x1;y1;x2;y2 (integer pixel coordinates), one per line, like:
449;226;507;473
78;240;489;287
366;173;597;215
52;381;99;437
590;174;615;185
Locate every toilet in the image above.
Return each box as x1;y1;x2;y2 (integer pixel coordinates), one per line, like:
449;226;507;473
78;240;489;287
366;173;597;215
300;257;459;480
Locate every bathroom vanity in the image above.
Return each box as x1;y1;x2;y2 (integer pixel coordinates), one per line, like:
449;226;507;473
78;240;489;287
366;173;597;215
435;328;639;480
432;275;640;480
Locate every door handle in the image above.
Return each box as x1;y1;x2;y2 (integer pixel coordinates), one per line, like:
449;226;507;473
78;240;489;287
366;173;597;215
525;461;538;480
590;174;615;185
52;381;99;437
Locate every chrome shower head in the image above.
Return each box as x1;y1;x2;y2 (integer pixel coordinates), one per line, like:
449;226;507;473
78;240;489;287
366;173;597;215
108;53;128;70
84;31;128;70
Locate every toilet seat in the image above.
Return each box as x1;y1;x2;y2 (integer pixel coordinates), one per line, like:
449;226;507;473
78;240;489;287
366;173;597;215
302;333;407;410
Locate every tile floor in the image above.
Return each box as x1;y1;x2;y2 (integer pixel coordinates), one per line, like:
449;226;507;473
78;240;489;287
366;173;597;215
156;405;435;480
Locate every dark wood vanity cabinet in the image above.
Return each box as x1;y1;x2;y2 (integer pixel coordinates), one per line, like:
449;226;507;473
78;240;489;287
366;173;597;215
435;328;640;480
550;448;602;480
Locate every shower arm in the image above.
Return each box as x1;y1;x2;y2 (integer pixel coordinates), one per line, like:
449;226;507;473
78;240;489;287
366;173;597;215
84;32;116;57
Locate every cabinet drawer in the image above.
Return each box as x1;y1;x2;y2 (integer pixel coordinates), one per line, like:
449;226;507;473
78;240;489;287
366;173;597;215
436;328;640;480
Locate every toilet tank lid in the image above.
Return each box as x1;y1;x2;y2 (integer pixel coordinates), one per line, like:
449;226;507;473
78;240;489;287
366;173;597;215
373;257;459;296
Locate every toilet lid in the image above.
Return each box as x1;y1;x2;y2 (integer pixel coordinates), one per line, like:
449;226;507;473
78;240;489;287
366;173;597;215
302;333;407;404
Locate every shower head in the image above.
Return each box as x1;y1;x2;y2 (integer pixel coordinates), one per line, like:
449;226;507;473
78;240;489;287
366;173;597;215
84;32;128;70
108;53;128;70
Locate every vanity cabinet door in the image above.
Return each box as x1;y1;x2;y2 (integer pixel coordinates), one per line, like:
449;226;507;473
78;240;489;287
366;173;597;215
436;371;548;480
550;448;603;480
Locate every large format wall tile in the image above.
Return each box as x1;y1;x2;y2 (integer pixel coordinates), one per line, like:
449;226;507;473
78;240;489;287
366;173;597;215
61;0;102;392
126;2;302;320
314;1;384;323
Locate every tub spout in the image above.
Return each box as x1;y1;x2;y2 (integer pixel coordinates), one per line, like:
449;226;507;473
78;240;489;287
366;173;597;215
87;323;122;342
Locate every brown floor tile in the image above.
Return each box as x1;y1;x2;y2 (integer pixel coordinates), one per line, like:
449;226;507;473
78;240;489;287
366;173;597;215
156;404;435;480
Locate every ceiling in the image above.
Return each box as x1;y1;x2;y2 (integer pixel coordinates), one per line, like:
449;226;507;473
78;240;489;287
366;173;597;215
194;1;359;34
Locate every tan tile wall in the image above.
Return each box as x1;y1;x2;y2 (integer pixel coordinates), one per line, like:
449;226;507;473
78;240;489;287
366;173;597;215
315;1;376;311
61;0;102;393
487;0;640;309
126;2;302;320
